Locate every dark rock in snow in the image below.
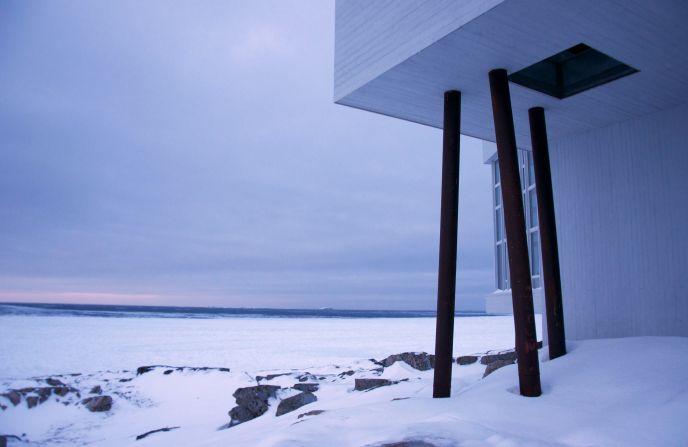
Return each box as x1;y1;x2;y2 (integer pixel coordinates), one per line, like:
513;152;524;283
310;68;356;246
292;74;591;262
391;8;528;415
26;396;39;409
456;355;479;365
483;359;516;377
81;395;113;412
276;392;317;416
135;426;180;441
255;373;289;382
379;352;435;371
136;366;156;375
480;350;517;365
90;385;102;395
292;383;319;393
1;391;20;406
45;378;65;387
36;387;52;403
163;370;174;375
53;386;73;397
337;370;355;378
119;378;132;383
227;385;281;427
297;409;325;419
354;378;395;391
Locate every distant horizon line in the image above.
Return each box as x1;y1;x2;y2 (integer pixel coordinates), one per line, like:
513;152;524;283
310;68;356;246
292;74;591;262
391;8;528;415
0;301;488;315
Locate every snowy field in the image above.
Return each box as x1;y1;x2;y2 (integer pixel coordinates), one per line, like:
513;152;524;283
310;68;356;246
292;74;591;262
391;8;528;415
0;315;524;379
2;314;687;446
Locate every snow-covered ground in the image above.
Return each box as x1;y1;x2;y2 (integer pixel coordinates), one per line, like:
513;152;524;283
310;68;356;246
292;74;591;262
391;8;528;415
1;316;687;446
0;315;522;379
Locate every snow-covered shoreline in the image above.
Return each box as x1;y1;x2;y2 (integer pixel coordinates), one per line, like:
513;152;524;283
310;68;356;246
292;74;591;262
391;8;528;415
2;336;688;446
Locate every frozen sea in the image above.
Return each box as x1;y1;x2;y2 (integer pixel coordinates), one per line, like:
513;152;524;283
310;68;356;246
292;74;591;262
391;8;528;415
0;303;532;379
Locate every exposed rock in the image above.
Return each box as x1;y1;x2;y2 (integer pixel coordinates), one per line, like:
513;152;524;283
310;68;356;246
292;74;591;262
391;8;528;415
297;409;325;419
480;350;517;365
379;352;435;371
337;370;355;378
53;386;73;397
45;378;65;387
456;355;479;365
90;385;102;395
276;392;317;416
36;387;52;403
1;391;20;406
255;373;289;382
137;366;156;375
296;372;316;382
26;396;39;409
354;378;395;391
119;378;132;383
135;426;180;441
81;395;113;412
163;370;174;375
137;365;230;376
227;385;281;426
483;359;516;377
293;383;319;393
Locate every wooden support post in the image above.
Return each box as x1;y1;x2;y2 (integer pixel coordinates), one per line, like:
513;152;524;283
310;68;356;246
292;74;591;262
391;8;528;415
433;90;461;398
488;69;541;397
528;107;566;360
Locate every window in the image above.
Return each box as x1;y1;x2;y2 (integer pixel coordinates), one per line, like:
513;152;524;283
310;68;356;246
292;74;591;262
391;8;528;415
508;43;639;99
492;150;542;291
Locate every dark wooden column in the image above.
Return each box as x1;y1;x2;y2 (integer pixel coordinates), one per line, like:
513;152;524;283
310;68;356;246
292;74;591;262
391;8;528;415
488;69;541;397
528;107;566;360
433;90;461;398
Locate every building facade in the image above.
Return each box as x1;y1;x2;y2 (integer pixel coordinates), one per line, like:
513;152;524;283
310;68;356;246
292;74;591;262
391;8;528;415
334;0;688;344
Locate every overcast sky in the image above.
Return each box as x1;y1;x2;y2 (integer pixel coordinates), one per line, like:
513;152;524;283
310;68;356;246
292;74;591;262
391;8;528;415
0;1;494;311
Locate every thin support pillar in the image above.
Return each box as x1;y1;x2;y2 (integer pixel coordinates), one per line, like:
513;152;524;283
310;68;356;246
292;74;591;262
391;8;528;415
488;69;541;397
528;107;566;360
433;90;461;398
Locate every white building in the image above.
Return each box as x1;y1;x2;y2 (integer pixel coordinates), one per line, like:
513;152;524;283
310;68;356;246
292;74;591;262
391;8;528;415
334;0;688;395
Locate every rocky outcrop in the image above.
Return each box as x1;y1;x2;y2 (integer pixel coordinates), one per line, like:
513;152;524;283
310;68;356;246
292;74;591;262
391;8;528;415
297;409;325;419
256;373;290;382
480;351;517;365
89;385;102;395
1;391;20;406
483;359;516;377
456;355;478;365
81;395;113;412
354;378;395;391
136;365;230;376
379;352;435;371
227;385;281;427
293;383;319;393
275;392;317;416
45;378;65;387
135;426;180;441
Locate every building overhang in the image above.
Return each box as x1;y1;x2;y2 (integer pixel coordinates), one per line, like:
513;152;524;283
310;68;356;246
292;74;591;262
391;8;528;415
334;0;688;148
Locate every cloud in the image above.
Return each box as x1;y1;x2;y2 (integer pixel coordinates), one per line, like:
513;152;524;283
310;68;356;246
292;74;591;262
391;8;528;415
0;1;495;311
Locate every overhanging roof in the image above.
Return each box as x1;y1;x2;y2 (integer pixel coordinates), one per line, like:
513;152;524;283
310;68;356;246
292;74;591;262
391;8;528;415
334;0;688;148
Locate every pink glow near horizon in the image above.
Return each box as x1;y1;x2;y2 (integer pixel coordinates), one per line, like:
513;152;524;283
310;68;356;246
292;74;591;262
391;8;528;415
0;291;166;306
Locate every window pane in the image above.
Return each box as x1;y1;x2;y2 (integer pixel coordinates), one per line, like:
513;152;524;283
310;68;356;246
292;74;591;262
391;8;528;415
495;185;501;207
532;276;540;289
528;153;536;186
529;189;538;228
494;161;500;184
495;208;503;240
496;245;503;289
530;231;541;276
